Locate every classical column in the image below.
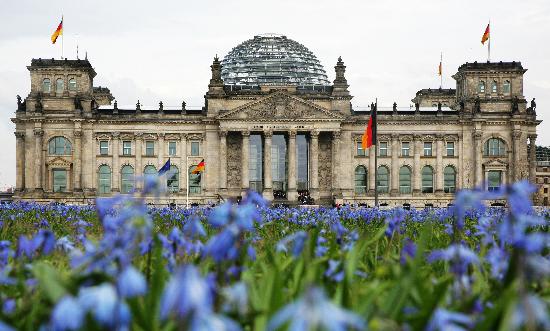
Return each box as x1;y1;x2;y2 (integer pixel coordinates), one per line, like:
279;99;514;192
390;134;399;195
33;128;44;192
263;130;273;199
73;130;82;191
473;131;483;187
15;132;26;192
512;131;522;181
413;134;422;194
135;133;143;190
158;133;165;167
241;130;250;194
179;133;187;193
332;131;341;194
112;132;120;192
219;130;228;190
368;139;376;194
529;134;537;183
435;134;444;194
309;131;319;199
288;130;297;200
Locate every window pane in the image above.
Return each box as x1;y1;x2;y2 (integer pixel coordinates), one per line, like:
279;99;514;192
503;81;511;94
123;141;132;155
399;167;411;193
422;166;433;193
189;166;201;195
379;142;388;156
168;141;177;156
377;166;389;193
42;79;51;93
49;137;72;155
356;142;365;156
121;166;134;193
56;79;64;93
492;81;497;93
354;166;367;194
53;169;67;192
444;166;456;193
100;141;109;155
488;171;502;191
191;141;200;156
424;142;432;156
401;142;410;156
167;166;179;192
146;141;155;156
68;79;77;91
98;165;111;194
446;142;455;156
144;165;157;174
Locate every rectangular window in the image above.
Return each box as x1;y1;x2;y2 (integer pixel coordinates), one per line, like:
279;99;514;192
401;142;410;156
487;170;502;191
99;141;109;155
191;141;200;156
52;169;67;192
356;142;365;156
446;142;455;156
168;141;177;156
123;141;132;156
145;141;155;156
379;142;388;156
424;142;433;156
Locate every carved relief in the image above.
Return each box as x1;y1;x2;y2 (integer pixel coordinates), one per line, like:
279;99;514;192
318;133;332;190
226;132;242;189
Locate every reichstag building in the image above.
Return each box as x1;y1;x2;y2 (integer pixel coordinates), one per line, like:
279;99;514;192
12;34;540;206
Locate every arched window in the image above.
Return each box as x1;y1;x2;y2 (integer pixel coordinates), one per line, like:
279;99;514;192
121;165;134;194
48;137;72;155
98;165;111;194
167;166;179;192
399;166;412;194
56;78;64;93
444;166;457;193
503;80;511;94
491;81;498;93
144;165;157;175
478;81;485;93
422;166;434;193
484;138;506;156
376;166;389;194
189;166;201;195
68;78;77;91
42;78;51;93
354;166;367;194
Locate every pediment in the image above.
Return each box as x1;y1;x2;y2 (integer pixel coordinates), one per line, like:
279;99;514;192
47;156;72;167
483;158;508;167
217;91;345;121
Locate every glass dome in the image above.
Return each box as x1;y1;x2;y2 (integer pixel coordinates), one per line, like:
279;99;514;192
221;34;330;86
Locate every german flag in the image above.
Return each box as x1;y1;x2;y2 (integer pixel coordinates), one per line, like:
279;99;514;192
51;17;63;44
481;23;490;45
361;103;377;150
191;159;205;174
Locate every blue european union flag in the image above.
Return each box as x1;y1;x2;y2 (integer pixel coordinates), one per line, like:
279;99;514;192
158;158;171;175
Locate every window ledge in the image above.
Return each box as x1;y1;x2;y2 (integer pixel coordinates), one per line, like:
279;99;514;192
421;155;436;158
444;155;459;158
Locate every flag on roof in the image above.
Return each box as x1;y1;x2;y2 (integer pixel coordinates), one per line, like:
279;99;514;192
481;23;490;45
51;17;63;44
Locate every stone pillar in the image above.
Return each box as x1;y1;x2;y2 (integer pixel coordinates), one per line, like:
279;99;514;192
309;131;319;200
112;132;120;192
473;131;483;187
179;134;187;193
263;130;273;200
82;129;93;192
368;141;376;194
512;131;522;181
135;133;143;190
288;130;297;200
241;130;250;194
413;134;422;194
73;130;82;191
435;134;444;194
332;131;341;196
529;134;537;183
15;132;26;192
158;133;165;168
219;130;227;190
33;128;44;192
390;134;399;196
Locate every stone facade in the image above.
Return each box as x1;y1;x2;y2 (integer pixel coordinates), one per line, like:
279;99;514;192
11;44;541;207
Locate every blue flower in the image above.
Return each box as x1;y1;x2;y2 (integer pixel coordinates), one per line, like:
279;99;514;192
2;298;15;315
426;308;473;331
117;266;147;298
183;215;206;238
485;245;508;280
51;296;85;331
0;321;15;331
276;231;307;257
510;295;550;330
267;287;366;331
222;282;248;315
160;265;213;320
324;260;344;282
428;244;479;276
400;238;417;265
78;283;131;329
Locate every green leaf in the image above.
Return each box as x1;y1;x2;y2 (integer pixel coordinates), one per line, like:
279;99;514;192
32;262;68;303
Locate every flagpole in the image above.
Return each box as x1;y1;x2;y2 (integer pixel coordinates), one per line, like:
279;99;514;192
61;15;64;59
488;20;491;62
374;98;378;208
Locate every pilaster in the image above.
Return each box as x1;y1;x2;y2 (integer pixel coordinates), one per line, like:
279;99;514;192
287;130;297;201
309;131;319;200
241;130;250;195
33;128;44;192
14;132;25;192
263;130;273;200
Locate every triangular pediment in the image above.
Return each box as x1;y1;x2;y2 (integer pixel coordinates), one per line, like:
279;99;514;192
217;90;345;121
46;156;72;167
483;158;508;167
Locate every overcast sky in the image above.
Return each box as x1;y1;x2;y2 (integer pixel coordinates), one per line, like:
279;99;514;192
0;0;549;188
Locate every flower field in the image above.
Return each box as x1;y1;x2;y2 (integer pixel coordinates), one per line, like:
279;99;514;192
0;180;549;331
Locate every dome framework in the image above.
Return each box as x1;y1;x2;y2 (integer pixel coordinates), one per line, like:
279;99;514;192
221;34;330;86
